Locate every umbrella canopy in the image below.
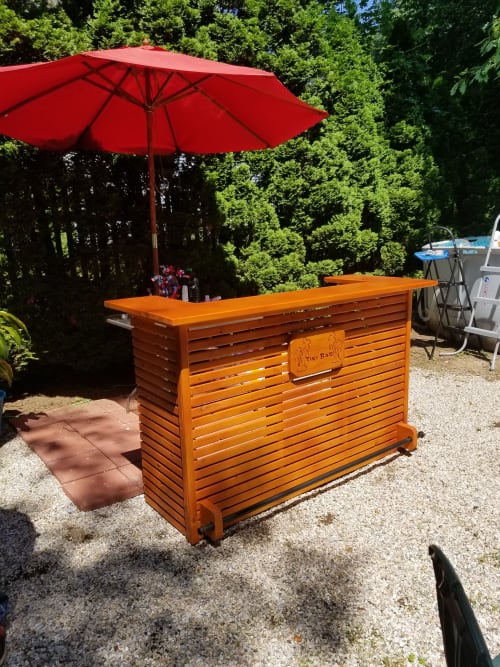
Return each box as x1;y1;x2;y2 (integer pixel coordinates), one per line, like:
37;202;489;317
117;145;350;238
0;44;328;276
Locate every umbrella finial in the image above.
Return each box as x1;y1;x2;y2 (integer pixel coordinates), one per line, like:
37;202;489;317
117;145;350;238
142;38;150;46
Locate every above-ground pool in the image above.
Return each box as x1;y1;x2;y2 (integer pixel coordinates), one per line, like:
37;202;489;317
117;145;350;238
415;233;500;352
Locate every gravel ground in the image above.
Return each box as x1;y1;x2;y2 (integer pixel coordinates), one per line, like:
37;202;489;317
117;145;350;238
0;364;499;667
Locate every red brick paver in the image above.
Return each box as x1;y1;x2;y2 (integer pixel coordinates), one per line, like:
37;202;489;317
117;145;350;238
11;399;143;511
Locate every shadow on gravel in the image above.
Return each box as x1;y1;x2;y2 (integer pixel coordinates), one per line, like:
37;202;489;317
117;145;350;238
0;421;19;447
0;508;38;634
2;515;359;665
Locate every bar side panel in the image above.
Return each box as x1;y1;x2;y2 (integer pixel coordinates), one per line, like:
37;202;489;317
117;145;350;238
131;318;187;537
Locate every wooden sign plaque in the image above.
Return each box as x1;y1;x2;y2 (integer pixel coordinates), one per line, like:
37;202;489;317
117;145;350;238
289;329;345;378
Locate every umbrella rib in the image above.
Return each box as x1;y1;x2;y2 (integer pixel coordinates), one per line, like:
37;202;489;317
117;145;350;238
158;72;312;112
0;60;146;119
73;63;172;148
153;72;273;148
192;83;273;147
0;61;115;116
140;68;180;146
80;61;150;109
148;69;185;150
76;64;177;153
72;65;139;147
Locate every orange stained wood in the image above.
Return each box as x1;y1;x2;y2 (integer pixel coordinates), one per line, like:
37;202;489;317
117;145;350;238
105;275;434;327
105;274;436;544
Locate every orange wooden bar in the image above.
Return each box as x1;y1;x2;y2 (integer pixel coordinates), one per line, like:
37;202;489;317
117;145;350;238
105;274;435;544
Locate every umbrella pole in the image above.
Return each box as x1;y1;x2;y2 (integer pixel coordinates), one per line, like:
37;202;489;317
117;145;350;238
148;149;160;279
146;106;160;281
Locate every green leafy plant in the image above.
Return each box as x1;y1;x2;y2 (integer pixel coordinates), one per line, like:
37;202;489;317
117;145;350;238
0;309;31;387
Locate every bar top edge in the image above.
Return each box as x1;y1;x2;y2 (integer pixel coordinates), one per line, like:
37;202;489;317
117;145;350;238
105;275;436;327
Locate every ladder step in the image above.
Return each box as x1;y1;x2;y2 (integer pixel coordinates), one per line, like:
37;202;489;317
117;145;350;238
442;325;469;333
437;280;467;287
436;304;471;311
472;296;500;306
480;265;500;273
464;326;500;339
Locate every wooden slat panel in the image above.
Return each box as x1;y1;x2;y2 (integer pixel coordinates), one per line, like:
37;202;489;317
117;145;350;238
220;435;397;520
346;342;406;365
190;350;404;423
187;301;407;372
175;325;200;544
192;378;404;466
194;396;404;495
191;374;288;419
220;430;398;529
187;293;410;535
190;348;405;434
189;352;287;390
193;400;284;441
137;387;179;417
135;374;177;400
141;446;182;489
281;360;403;412
191;371;402;455
283;380;405;431
140;406;181;441
140;453;186;531
143;485;186;534
130;316;186;534
199;401;402;484
190;366;288;409
137;388;178;414
133;329;177;352
143;464;184;517
141;434;182;471
187;299;405;346
191;328;407;460
141;479;185;530
189;331;286;364
187;292;407;343
200;420;399;511
133;355;177;378
133;336;175;359
194;407;403;494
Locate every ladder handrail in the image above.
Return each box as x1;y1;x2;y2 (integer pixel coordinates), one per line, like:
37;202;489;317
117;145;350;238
427;226;461;256
481;213;500;270
451;214;500;370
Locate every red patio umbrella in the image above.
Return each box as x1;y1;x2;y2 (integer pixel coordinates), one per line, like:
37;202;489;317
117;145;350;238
0;44;328;277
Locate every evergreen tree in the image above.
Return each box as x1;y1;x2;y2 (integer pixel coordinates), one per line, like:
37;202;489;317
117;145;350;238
361;0;500;233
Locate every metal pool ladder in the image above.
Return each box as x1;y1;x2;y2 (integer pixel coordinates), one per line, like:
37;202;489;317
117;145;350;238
451;214;500;370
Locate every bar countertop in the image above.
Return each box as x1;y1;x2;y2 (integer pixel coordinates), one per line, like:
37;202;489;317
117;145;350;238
105;275;436;328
